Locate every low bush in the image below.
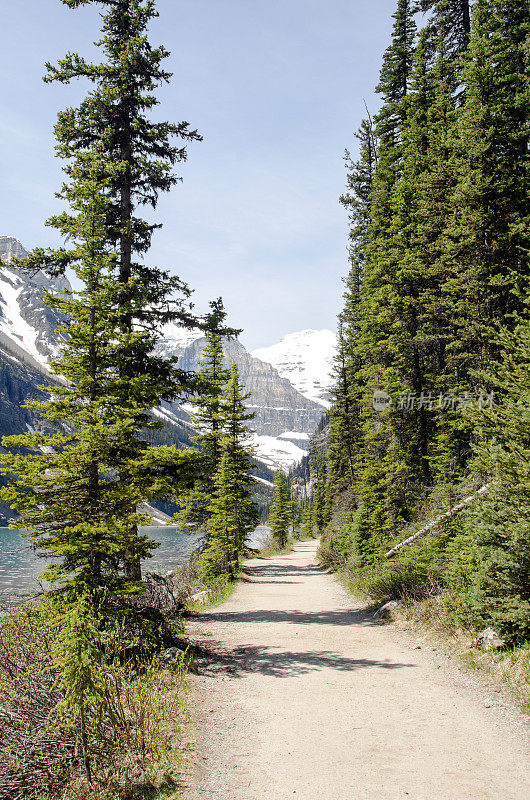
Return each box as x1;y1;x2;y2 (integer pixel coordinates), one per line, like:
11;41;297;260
0;596;189;800
0;606;73;800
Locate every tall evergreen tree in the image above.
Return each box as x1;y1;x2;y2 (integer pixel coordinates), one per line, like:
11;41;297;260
200;364;257;580
332;119;378;491
444;0;530;377
349;0;419;543
1;162;199;595
416;0;471;79
374;0;417;157
193;303;231;472
312;460;329;536
269;472;291;549
466;309;530;642
178;303;231;529
16;0;231;581
300;499;315;540
39;0;201;292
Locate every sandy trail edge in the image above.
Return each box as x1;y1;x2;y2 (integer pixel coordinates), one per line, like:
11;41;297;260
185;540;529;800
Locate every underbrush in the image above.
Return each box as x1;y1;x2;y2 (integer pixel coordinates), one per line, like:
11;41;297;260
0;597;190;800
322;517;450;609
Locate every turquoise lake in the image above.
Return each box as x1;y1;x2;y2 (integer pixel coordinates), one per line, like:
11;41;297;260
0;524;271;595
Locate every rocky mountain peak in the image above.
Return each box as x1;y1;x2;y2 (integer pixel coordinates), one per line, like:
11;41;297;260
252;328;337;408
0;236;28;263
0;237;71;369
157;332;327;471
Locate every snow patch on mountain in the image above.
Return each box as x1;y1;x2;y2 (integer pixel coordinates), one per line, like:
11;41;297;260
0;237;326;473
0;267;65;370
252;329;337;408
0;237;70;372
250;434;308;473
156;323;203;359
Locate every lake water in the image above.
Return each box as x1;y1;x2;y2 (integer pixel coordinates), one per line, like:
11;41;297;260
0;524;271;595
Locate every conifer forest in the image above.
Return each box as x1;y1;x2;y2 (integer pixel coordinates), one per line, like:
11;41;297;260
0;0;529;798
314;0;530;646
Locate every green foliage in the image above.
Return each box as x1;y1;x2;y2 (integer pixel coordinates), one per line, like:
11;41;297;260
299;500;315;539
269;471;291;549
320;0;530;648
289;495;304;539
462;316;530;642
320;503;378;569
339;517;456;607
199;365;257;582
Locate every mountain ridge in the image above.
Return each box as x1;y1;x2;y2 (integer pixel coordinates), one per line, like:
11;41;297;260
0;236;333;473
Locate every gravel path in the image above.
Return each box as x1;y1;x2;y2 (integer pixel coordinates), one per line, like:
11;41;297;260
186;540;530;800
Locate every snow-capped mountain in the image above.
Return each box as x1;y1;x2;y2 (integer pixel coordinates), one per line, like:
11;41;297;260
155;322;203;360
159;335;325;471
252;329;337;408
0;236;69;373
0;236;329;474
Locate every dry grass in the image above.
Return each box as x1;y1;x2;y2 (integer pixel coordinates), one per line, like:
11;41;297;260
0;603;191;800
0;605;74;800
61;666;189;800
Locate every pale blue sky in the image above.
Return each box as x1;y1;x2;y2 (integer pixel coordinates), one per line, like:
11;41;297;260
0;0;397;350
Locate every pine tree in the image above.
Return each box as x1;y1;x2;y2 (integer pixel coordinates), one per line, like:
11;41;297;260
374;0;417;160
200;364;257;580
40;0;202;290
332;119;378;496
178;302;231;528
466;310;530;642
1;162;200;595
17;0;222;581
10;0;239;583
347;0;419;545
200;452;246;581
300;500;315;540
193;303;231;472
290;494;303;539
416;0;471;82
312;461;328;536
269;472;291;549
444;0;530;380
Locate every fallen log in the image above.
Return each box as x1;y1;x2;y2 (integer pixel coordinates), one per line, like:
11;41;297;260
384;483;491;559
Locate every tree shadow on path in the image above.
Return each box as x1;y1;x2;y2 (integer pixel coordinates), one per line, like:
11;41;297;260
242;562;324;580
195;643;416;679
190;543;415;679
193;607;377;627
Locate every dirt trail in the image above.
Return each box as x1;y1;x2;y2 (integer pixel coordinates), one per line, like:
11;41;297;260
187;540;530;800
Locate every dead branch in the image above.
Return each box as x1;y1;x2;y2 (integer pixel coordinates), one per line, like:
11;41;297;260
384;483;492;559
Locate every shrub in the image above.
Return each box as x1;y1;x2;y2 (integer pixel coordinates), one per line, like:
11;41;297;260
0;597;188;800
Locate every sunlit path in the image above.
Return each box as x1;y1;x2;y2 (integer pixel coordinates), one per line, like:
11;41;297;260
187;540;529;800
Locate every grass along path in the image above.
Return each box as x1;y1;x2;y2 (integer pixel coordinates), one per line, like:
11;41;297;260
185;540;530;800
